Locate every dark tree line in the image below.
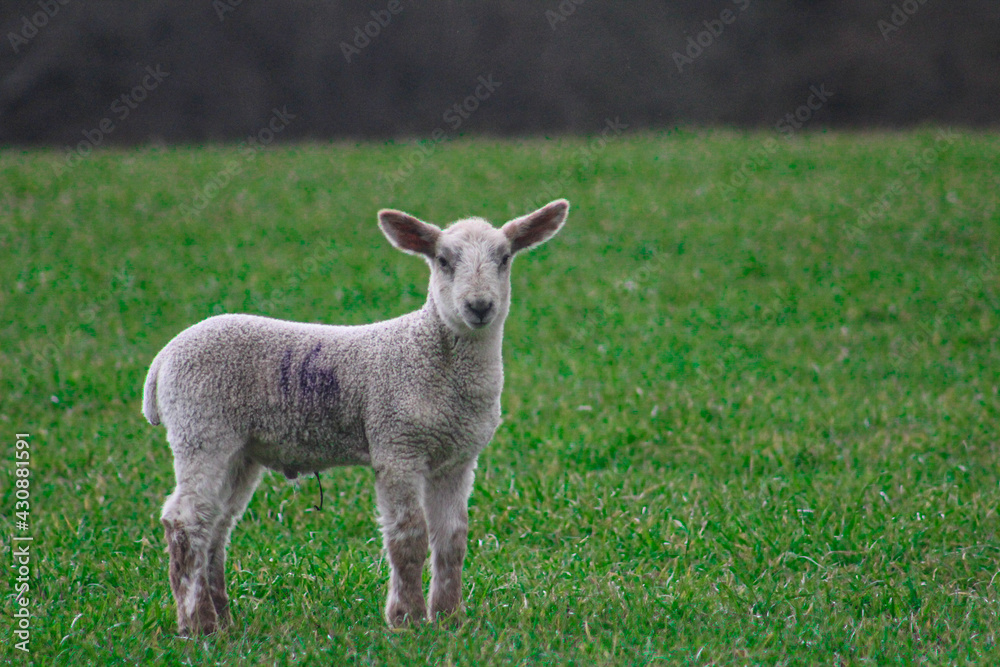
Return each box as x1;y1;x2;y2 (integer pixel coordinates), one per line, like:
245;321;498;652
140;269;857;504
1;0;997;146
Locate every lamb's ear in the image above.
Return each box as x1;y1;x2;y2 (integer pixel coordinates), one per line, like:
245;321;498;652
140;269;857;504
378;209;441;257
501;199;569;254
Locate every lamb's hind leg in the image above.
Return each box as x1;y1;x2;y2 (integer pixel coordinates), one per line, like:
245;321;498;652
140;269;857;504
162;482;224;636
161;434;246;636
425;463;475;621
206;457;263;630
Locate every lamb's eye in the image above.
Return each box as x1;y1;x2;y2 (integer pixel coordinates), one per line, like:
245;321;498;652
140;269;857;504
437;256;450;269
499;254;511;268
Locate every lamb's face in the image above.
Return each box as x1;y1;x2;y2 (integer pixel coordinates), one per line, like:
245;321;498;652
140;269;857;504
430;219;512;333
378;199;569;336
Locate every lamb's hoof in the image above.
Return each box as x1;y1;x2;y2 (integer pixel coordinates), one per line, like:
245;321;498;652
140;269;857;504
178;610;220;637
386;604;426;629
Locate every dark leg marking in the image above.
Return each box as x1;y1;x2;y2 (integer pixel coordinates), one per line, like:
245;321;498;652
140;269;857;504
429;524;468;619
164;522;192;633
207;544;231;630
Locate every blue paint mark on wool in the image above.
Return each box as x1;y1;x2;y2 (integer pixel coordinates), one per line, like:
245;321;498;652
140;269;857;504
300;342;340;403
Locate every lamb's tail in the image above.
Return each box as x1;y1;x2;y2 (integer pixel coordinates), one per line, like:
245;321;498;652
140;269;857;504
142;351;164;426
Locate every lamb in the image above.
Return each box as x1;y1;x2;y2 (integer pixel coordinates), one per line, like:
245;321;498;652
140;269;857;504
142;198;569;635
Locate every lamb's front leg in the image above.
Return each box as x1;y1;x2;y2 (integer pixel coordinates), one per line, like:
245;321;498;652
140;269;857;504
374;467;428;626
425;463;475;621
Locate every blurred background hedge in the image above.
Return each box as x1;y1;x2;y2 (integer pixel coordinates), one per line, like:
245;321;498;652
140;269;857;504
2;0;998;145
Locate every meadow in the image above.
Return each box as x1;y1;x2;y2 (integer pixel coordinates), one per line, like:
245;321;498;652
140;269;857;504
1;129;998;665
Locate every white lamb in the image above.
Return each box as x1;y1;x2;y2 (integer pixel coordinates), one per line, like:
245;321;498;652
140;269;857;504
142;199;569;635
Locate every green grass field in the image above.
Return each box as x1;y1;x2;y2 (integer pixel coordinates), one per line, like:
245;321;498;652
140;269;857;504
2;129;999;665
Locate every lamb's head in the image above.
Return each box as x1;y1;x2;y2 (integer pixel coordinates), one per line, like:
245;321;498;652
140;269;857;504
378;199;569;336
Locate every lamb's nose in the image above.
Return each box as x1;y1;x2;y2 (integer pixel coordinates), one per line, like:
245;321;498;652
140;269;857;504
466;299;494;322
